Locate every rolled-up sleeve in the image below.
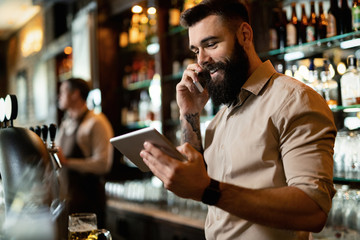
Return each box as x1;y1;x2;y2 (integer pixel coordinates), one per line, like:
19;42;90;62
277;88;337;213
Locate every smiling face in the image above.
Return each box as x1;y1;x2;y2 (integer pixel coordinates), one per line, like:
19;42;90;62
189;15;234;82
189;15;250;106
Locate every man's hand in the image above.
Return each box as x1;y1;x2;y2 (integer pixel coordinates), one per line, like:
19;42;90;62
176;63;210;116
140;142;210;201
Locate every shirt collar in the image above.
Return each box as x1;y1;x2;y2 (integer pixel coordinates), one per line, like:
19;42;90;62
233;60;277;108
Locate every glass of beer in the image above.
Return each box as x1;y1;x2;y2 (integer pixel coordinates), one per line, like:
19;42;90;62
68;213;97;240
87;229;112;240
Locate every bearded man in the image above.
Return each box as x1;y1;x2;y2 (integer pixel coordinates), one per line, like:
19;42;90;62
140;1;337;239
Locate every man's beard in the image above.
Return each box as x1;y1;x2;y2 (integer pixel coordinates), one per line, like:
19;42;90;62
202;40;250;107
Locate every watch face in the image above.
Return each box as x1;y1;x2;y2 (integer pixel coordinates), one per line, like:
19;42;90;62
0;98;5;122
202;179;221;205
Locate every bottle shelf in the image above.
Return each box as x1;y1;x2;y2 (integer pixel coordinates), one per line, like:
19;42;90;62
125;79;152;91
164;72;183;82
125;121;152;130
259;31;360;60
168;26;186;36
334;177;360;184
125;120;162;130
331;104;360;112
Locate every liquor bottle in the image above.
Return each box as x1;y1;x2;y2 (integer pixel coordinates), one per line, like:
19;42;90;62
184;0;196;10
287;2;298;46
307;59;321;94
299;3;308;44
285;64;293;77
339;0;353;34
138;90;151;121
327;0;340;37
320;60;338;108
352;0;360;31
169;0;181;27
269;9;279;50
340;55;360;106
279;10;288;49
317;2;328;39
307;1;317;42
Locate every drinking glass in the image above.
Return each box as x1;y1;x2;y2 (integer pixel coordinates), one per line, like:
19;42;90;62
68;213;97;240
87;229;112;240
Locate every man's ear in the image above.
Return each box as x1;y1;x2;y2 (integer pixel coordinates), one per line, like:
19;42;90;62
236;22;253;47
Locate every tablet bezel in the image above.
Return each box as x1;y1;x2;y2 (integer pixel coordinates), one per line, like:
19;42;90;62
110;127;185;172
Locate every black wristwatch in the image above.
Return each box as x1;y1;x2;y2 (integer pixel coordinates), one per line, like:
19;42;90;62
201;178;221;205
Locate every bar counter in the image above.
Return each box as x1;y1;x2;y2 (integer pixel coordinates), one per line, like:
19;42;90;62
107;199;205;229
106;198;206;240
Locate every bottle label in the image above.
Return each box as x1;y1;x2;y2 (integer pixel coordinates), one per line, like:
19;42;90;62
327;14;337;37
352;7;360;31
286;23;297;46
269;29;278;49
306;26;316;42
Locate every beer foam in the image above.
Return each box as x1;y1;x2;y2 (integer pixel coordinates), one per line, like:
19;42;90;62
68;221;96;232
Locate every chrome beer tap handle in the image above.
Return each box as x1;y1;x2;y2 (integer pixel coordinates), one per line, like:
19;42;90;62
34;126;41;137
48;123;62;169
41;125;48;144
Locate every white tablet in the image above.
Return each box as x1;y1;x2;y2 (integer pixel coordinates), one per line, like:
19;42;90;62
110;127;186;172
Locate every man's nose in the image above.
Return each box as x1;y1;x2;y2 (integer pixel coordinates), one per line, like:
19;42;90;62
197;49;211;67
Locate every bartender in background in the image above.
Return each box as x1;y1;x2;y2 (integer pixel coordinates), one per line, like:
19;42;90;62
56;77;114;228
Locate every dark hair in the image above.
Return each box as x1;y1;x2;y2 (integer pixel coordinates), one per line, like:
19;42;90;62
65;78;90;101
180;0;249;30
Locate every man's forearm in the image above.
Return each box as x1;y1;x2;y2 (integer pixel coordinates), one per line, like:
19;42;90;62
216;183;327;232
180;112;203;153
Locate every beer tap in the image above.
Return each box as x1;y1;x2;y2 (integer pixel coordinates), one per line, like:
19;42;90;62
35;126;41;137
0;97;5;128
48;123;62;170
49;124;57;149
4;95;17;128
41;125;48;144
0;95;61;239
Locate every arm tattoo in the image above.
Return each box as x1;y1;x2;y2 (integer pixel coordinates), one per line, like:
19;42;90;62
181;113;203;153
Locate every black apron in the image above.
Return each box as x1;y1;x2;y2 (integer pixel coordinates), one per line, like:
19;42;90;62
60;110;106;228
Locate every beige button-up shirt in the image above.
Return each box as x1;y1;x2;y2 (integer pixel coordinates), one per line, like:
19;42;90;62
203;60;337;239
56;110;114;175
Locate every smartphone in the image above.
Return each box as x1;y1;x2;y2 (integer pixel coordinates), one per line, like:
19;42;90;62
193;71;210;93
193;80;204;93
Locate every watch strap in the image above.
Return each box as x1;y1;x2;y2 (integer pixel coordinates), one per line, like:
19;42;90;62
201;178;221;205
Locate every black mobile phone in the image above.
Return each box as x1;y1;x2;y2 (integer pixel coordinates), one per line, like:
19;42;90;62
193;71;210;93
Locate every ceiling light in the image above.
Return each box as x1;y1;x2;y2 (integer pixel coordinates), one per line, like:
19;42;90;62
344;108;360;113
64;46;72;55
337;62;346;75
147;43;159;55
340;38;360;49
284;51;304;61
147;7;156;15
132;5;143;14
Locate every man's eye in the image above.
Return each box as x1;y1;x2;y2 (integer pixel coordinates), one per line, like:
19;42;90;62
206;42;216;48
